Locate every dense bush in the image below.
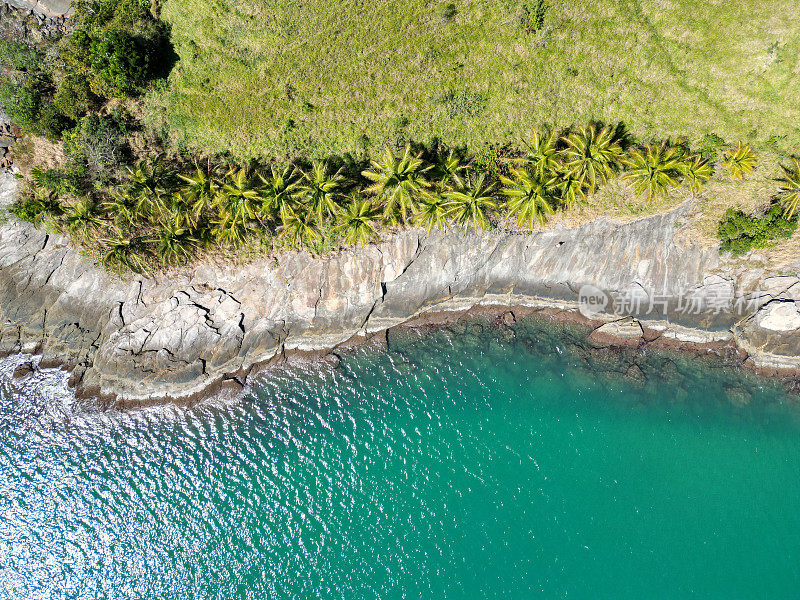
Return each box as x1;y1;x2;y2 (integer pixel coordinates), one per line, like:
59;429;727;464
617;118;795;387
0;0;168;139
0;74;69;139
87;29;150;97
717;203;798;256
699;133;726;161
52;75;96;120
31;166;87;196
59;0;166;102
62;113;128;175
9;191;63;226
0;41;44;72
0;80;45;132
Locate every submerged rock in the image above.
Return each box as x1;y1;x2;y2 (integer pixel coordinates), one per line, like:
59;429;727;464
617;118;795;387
587;318;644;349
12;360;35;379
724;386;752;407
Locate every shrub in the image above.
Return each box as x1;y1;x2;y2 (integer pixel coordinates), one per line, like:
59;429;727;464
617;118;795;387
439;2;457;21
472;143;514;178
0;41;43;71
37;102;74;140
0;80;46;134
699;133;726;161
53;76;96;120
9;192;63;226
88;29;149;97
63;113;127;175
521;0;547;33
31;166;87;196
717;202;797;256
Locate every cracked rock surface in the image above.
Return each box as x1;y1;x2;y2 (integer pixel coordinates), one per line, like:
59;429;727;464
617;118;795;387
1;172;799;402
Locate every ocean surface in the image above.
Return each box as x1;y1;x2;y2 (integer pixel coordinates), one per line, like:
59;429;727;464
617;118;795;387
1;317;799;599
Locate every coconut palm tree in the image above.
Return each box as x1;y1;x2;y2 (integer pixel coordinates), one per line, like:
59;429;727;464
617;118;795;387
295;161;345;221
362;144;432;224
335;194;381;246
413;191;450;234
554;172;585;210
101;229;148;273
279;204;323;248
622;143;683;202
521;129;560;178
157;191;199;229
680;154;714;194
102;188;135;227
212;169;263;246
444;172;497;231
179;165;219;219
125;155;174;220
776;157;800;219
430;149;466;190
258;165;299;223
19;188;63;227
64;197;104;241
721;143;757;180
500;166;557;227
154;220;199;266
560;124;623;192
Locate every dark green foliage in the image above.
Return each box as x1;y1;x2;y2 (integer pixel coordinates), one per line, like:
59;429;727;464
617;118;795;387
31;166;87;196
0;0;170;140
63;113;128;175
70;0;152;30
471;144;514;178
717;203;798;256
37;103;74;139
439;2;457;21
521;0;547;33
0;80;45;133
9;191;63;226
0;41;44;72
699;133;726;161
88;29;149;97
61;0;168;100
53;75;97;120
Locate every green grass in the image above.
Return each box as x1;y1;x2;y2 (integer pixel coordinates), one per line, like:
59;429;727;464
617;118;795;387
147;0;800;161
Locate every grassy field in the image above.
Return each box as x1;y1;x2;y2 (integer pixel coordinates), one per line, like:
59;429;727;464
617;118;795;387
147;0;800;161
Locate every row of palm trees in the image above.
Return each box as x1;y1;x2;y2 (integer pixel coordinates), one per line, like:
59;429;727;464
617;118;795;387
25;122;795;273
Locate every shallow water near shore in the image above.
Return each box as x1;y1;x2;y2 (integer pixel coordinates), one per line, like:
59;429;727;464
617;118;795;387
1;317;800;599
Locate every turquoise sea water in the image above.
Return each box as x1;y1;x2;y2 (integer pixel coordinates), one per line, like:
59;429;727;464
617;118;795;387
1;317;800;599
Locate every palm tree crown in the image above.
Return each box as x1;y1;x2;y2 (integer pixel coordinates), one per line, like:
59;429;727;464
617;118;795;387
776;158;800;219
522;129;560;178
258;165;299;222
362;144;432;224
500;166;557;227
560;124;623;192
295;161;345;221
721;143;757;180
622;143;683;202
444;172;497;231
335;194;381;246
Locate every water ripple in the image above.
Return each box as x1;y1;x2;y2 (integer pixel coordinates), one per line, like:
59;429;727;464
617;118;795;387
1;324;800;598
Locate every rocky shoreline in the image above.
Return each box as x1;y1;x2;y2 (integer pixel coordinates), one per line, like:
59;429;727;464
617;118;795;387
2;171;800;406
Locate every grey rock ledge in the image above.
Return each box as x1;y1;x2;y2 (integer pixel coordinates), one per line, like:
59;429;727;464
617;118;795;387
1;172;799;403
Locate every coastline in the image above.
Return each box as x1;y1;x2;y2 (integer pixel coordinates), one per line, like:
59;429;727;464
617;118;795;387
2;171;800;407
